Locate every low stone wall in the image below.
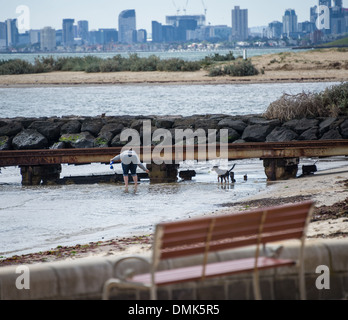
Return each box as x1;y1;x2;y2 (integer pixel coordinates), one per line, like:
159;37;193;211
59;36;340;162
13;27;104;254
1;114;348;151
1;239;347;300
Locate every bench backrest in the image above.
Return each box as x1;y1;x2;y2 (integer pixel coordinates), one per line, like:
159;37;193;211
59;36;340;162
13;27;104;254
153;201;314;263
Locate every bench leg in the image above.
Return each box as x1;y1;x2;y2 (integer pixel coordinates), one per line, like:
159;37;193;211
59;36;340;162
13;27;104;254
253;271;262;300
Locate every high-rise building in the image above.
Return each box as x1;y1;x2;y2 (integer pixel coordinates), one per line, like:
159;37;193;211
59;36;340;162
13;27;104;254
40;27;56;51
118;9;136;44
319;0;332;7
166;15;206;27
29;30;40;45
6;19;18;47
62;19;75;46
333;0;342;7
267;21;283;39
231;6;248;41
152;21;163;42
282;9;298;37
331;5;346;34
0;22;7;49
77;20;89;42
137;29;147;43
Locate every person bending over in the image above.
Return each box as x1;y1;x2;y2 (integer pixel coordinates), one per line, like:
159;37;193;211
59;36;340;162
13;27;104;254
110;149;149;188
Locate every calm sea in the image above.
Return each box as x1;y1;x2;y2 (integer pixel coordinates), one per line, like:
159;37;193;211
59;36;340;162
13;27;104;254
0;47;301;63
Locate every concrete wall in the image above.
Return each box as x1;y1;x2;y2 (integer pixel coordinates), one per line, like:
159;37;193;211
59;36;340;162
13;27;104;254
0;239;347;300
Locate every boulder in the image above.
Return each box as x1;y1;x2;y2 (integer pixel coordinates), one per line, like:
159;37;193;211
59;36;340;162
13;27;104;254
59;132;96;148
155;118;175;129
110;133;129;147
12;129;48;150
247;117;281;127
242;125;273;142
218;128;240;143
60;120;81;134
99;122;124;136
298;127;318;141
266;127;298;142
29;121;62;142
217;118;247;133
81;119;104;136
284;118;319;134
320;129;342;140
319;118;337;136
340;119;348;139
0;122;23;137
0;136;11;150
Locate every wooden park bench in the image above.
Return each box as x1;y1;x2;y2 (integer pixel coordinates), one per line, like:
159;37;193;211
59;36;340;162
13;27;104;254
102;200;314;300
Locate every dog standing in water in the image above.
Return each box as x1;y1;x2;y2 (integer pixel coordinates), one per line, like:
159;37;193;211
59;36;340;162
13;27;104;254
212;164;236;183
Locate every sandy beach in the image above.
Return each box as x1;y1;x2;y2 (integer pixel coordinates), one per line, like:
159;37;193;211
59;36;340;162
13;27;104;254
0;48;347;87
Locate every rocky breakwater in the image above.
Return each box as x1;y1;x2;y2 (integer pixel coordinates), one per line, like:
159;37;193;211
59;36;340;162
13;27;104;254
1;114;348;152
1;114;348;183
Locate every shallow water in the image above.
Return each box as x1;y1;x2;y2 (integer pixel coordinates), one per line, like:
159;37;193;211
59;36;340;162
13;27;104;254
0;159;267;257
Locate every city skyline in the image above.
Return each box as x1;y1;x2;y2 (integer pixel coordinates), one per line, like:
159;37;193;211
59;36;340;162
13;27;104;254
1;0;348;33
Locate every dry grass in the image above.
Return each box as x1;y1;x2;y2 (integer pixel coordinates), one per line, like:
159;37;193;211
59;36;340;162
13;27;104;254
263;82;348;121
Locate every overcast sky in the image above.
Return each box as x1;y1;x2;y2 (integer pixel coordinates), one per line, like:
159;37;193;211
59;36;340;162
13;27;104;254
1;0;347;32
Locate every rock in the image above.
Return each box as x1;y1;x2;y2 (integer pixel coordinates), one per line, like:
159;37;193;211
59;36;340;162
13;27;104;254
218;128;240;143
81;119;103;136
339;119;348;139
12;129;48;150
99;122;124;136
319;117;337;136
217;119;247;133
0;122;23;137
266;127;298;142
320;129;342;140
110;133;130;147
242;125;273;142
298;127;318;140
155;118;175;129
247;117;281;127
60;120;81;134
59;132;96;148
284;118;319;134
28;121;62;142
0;136;11;150
50;141;66;149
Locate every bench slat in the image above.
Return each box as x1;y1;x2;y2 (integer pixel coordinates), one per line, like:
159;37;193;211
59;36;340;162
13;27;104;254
160;229;304;259
161;219;307;249
130;257;296;286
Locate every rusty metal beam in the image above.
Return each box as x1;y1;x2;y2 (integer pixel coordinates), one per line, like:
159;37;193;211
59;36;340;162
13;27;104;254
0;140;348;167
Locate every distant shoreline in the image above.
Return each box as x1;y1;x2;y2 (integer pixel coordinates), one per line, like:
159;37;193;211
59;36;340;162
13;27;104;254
1;48;347;87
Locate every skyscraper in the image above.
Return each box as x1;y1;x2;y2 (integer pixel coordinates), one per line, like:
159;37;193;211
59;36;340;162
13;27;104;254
77;20;89;42
118;9;136;44
282;9;298;37
6;19;18;47
231;6;248;41
62;19;75;46
40;27;56;51
0;22;7;49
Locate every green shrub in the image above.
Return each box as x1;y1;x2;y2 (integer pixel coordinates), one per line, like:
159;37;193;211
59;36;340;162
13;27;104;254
208;60;259;77
223;60;259;76
0;59;35;75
